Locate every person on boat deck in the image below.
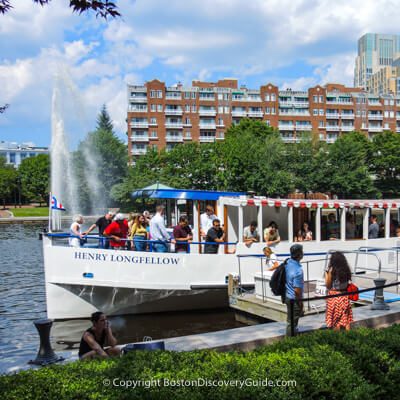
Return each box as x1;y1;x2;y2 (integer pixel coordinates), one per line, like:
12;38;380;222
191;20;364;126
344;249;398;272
368;214;379;239
173;215;193;253
345;213;357;239
204;219;226;254
243;221;260;247
129;213;149;252
326;213;340;240
84;211;115;249
264;247;278;271
324;251;354;331
200;206;217;241
395;228;400;238
78;311;120;360
150;205;173;253
69;215;86;247
103;213;128;249
264;221;280;246
285;244;304;337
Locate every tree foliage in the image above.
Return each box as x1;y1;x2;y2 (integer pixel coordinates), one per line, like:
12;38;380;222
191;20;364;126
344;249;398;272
18;154;50;205
369;131;400;198
0;0;120;18
0;156;16;208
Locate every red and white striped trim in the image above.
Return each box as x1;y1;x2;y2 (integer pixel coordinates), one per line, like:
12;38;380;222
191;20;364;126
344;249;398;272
246;199;400;208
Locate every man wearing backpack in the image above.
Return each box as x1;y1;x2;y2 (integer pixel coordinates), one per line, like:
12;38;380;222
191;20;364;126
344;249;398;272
285;244;304;337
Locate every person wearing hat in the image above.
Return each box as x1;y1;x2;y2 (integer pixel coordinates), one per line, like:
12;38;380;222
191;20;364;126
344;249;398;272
285;244;304;337
103;213;128;249
85;211;115;249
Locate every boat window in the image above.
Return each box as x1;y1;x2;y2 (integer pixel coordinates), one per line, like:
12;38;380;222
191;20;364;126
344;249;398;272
321;209;341;241
293;208;315;242
390;209;400;237
345;210;363;240
371;210;385;238
262;207;288;241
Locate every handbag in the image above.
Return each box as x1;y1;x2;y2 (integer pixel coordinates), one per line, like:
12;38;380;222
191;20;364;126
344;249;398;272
347;282;359;301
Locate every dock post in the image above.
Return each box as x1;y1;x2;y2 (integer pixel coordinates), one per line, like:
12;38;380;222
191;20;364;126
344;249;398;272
29;319;64;366
371;278;390;310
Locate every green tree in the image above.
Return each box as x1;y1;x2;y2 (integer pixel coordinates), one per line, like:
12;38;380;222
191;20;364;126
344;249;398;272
96;104;114;132
73;106;128;212
321;131;378;198
0;156;17;208
220;118;293;195
0;0;120;18
369;131;400;197
285;132;328;196
18;154;50;205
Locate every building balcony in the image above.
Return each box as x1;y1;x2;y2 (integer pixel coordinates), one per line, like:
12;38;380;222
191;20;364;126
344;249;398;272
131;148;148;155
278;124;295;131
216;122;225;127
164;109;183;116
326;101;353;105
165;95;182;100
368;114;383;120
166;136;184;143
130;122;148;128
199;123;216;129
216;134;225;140
183;122;192;127
231;111;247;117
368;126;383;132
247;111;264;117
279;112;310;116
130;97;148;103
295;125;312;131
148;122;158;127
293;102;309;108
341;126;355;132
340;114;355;119
199;136;216;142
131;135;149;142
129;107;147;112
326;114;340;119
165;123;183;129
281;137;300;143
199;96;215;101
183;135;192;140
199;110;217;116
396;127;400;133
326;126;340;131
396;116;400;121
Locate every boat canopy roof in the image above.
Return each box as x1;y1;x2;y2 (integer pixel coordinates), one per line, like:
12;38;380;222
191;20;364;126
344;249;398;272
131;188;246;200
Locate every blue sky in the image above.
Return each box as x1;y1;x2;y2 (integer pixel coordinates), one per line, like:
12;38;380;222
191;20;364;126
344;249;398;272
1;0;400;148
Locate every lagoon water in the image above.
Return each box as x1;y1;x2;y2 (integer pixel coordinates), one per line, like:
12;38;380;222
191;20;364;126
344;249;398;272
0;222;243;370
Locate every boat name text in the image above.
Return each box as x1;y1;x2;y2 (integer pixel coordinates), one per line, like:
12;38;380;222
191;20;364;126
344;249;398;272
73;251;179;265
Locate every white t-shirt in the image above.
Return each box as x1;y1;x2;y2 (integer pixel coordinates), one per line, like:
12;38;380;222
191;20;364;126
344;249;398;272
266;253;278;270
200;212;217;236
69;222;81;247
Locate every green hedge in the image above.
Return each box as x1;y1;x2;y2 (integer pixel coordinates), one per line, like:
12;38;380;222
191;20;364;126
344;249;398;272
2;325;400;399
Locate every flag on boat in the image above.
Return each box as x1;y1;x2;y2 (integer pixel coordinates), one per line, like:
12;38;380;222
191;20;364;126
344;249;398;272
51;196;66;211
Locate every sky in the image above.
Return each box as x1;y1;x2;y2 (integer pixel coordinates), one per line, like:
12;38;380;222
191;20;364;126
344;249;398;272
1;0;400;148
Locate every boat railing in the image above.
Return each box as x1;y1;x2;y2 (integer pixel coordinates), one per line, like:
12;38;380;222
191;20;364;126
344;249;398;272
44;233;237;253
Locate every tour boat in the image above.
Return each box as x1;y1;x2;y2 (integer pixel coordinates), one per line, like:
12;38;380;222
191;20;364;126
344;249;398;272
43;189;400;319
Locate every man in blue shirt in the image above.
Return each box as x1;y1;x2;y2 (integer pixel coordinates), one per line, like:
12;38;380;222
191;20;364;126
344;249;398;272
285;244;304;336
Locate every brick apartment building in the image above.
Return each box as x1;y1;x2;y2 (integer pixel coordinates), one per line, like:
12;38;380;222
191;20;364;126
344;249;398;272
127;78;400;163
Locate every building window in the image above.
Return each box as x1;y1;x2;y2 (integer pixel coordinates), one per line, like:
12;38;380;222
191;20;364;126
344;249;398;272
265;94;270;101
185;105;190;112
313;95;318;102
150;117;156;124
150;131;157;138
185;117;191;124
319;109;324;116
184;92;190;99
185;131;191;138
218;93;223;100
362;98;366;104
152;144;158;149
385;111;389;117
313;109;318;116
218;106;223;114
390;99;394;105
191;105;196;113
271;94;276;101
150;90;156;98
157;90;162;98
362;122;366;128
271;107;276;114
390;111;394;118
384;122;389;129
384;99;389;105
356;110;360;117
157;104;163;112
356;98;360;104
319;121;324;127
224;106;230;114
9;153;15;163
319;95;324;103
265;107;270;114
362;110;366;117
151;104;156;112
223;93;229;100
191;92;196;99
265;120;270;126
218;118;223;125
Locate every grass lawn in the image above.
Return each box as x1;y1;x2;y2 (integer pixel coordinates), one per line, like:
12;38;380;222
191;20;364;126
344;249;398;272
11;207;49;217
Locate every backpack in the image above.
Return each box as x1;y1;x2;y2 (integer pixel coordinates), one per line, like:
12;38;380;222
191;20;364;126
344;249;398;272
269;258;289;303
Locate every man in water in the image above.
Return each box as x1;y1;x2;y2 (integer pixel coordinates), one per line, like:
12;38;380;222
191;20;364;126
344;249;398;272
85;211;115;248
78;311;120;360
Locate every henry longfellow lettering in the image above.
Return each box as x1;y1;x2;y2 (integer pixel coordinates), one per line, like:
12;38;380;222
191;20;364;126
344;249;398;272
74;251;179;265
